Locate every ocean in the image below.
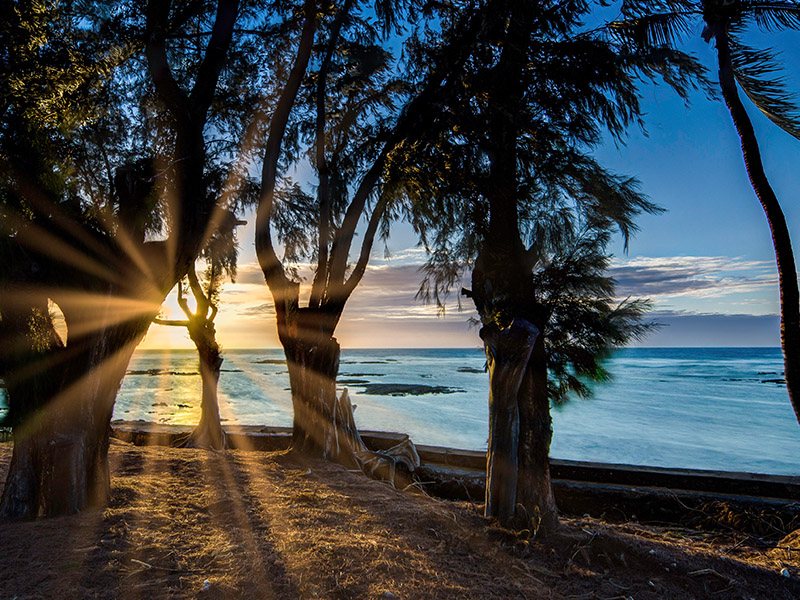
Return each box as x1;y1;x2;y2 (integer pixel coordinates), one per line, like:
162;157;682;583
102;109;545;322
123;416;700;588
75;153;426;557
112;347;800;476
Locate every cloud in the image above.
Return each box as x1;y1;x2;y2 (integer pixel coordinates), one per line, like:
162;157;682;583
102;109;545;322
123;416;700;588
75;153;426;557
140;253;783;349
234;263;266;285
236;303;276;317
609;256;776;300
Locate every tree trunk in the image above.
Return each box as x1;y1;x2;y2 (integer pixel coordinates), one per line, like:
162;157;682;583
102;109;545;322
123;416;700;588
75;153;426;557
470;231;558;532
481;319;539;524
715;27;800;425
516;334;558;534
178;323;227;450
284;332;357;465
1;335;137;518
281;322;419;486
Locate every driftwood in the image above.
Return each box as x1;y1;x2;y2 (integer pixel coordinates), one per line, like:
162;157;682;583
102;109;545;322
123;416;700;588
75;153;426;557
336;388;420;487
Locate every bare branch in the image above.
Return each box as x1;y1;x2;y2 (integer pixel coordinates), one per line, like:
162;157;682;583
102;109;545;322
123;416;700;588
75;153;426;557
342;192;390;299
176;279;195;320
153;318;192;327
187;263;210;318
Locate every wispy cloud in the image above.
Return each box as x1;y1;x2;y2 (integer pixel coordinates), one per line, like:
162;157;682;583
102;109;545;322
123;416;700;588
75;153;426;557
610;256;776;300
141;254;783;348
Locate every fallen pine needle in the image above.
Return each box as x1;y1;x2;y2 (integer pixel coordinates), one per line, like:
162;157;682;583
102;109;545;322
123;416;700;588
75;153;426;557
688;569;727;579
128;558;216;574
511;565;543;585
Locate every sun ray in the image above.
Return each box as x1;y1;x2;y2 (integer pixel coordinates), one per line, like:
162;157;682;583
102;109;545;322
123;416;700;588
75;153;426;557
9;215;124;285
2;287;162;344
194;449;280;598
12;337;140;443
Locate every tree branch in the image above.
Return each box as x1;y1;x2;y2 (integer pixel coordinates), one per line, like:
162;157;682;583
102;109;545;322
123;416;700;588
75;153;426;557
189;0;241;121
176;279;195;320
187;263;211;319
255;0;317;297
341;191;390;299
327;3;489;291
145;0;191;127
310;0;355;309
153;318;192;327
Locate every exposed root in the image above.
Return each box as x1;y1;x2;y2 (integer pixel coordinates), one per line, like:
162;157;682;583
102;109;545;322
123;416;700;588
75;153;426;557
172;426;228;451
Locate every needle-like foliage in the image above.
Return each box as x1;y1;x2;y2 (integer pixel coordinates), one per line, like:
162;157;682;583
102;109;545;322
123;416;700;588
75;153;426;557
398;0;706;531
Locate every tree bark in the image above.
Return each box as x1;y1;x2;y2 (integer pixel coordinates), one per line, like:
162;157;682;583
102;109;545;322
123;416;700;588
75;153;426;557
280;312;419;485
283;330;348;462
481;319;538;523
516;335;558;534
178;322;226;450
0;0;239;518
1;330;138;518
715;27;800;425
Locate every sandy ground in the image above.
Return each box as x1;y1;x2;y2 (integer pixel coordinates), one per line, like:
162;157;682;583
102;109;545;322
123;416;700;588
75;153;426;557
0;441;799;599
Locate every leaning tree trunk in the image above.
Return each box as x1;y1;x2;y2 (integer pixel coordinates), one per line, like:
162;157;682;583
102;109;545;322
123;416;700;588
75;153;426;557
516;334;558;534
1;330;139;518
178;324;227;450
716;28;800;425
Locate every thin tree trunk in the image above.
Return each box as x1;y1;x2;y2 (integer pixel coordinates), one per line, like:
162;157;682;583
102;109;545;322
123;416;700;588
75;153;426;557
715;28;800;425
178;332;226;450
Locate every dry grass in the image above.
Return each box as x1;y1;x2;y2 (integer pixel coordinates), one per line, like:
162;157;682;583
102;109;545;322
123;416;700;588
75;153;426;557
0;441;797;599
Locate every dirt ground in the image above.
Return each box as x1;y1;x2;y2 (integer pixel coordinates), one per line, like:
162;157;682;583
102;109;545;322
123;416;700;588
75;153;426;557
0;441;798;599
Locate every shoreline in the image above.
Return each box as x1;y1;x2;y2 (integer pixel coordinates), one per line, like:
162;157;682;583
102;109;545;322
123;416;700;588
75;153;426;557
111;420;800;534
110;419;800;496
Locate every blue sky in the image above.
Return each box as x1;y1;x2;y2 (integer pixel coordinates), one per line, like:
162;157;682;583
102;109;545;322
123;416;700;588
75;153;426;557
594;26;800;346
142;20;800;349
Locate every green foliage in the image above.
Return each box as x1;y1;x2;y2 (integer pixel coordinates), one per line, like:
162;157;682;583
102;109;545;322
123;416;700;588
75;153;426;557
268;0;411;279
0;0;266;427
531;227;656;404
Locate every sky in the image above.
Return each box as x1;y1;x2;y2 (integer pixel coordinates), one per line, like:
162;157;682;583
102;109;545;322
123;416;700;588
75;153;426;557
140;21;800;350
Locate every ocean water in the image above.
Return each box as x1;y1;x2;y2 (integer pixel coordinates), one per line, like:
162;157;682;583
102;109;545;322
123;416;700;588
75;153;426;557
112;347;800;476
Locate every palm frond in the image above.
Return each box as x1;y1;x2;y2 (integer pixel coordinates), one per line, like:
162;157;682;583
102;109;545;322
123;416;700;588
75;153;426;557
621;45;716;101
619;0;696;18
730;40;800;139
742;1;800;32
607;11;697;48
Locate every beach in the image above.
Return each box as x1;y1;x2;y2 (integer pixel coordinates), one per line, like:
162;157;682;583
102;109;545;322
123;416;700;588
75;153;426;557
1;441;798;600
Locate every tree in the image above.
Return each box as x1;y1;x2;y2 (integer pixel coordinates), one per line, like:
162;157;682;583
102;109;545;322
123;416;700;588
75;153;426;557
0;0;242;517
612;0;800;424
251;0;481;478
402;0;706;532
154;211;246;450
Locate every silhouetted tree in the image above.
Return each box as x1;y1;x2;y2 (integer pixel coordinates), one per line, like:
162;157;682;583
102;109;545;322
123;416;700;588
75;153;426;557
613;0;800;424
0;0;243;517
252;0;481;478
154;211;246;450
402;0;706;532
